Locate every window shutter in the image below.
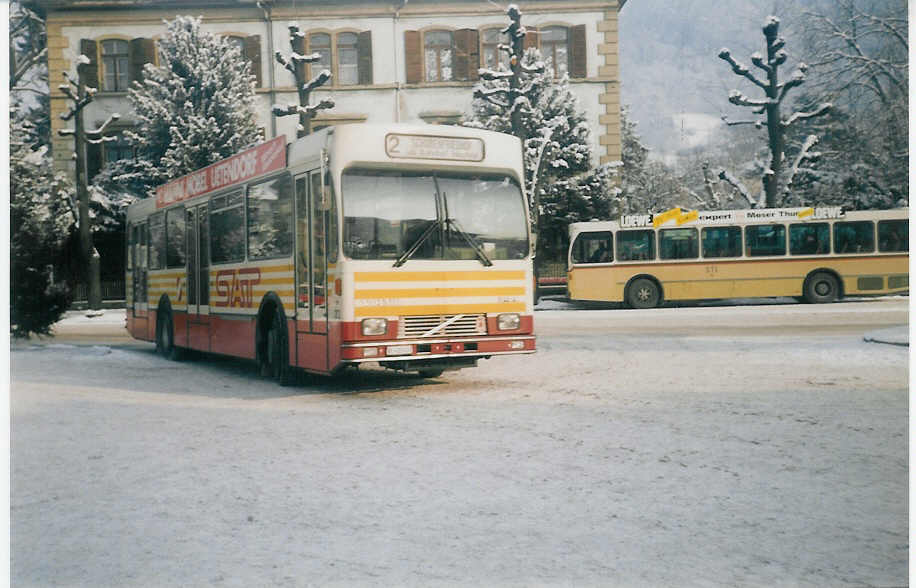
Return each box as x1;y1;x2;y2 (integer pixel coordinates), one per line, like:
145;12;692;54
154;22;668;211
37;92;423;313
357;31;373;85
244;35;262;86
86;141;102;182
79;39;99;89
524;26;538;50
454;29;479;81
570;24;586;78
404;30;421;84
129;38;155;85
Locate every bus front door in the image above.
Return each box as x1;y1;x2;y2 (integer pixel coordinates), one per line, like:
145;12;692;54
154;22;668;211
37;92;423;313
295;171;329;372
186;204;210;351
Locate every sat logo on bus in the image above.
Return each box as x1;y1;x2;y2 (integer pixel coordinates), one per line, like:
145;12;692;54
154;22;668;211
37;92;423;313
215;268;262;308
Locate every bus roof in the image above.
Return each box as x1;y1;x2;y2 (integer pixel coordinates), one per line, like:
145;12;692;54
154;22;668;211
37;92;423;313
569;206;909;235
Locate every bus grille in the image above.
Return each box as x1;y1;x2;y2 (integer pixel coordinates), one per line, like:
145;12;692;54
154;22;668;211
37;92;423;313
399;314;487;338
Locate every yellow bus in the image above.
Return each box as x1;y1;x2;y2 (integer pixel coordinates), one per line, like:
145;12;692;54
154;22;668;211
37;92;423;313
567;206;908;308
126;123;535;384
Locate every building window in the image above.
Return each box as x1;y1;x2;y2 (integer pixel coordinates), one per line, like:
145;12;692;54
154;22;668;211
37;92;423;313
310;32;332;75
337;32;359;85
481;27;509;71
101;39;129;91
224;34;262;86
424;30;454;82
540;26;568;78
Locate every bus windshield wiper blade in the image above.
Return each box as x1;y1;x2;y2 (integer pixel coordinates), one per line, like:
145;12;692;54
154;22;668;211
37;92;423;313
393;219;442;267
447;218;493;267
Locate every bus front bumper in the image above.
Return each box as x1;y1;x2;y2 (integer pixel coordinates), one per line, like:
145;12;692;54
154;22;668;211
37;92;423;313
340;335;536;364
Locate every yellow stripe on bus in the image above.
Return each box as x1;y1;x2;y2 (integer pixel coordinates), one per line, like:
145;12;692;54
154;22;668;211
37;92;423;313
354;286;526;299
354;302;526;317
355;270;526;282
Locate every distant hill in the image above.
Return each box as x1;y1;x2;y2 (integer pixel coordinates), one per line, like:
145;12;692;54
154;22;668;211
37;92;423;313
619;0;809;161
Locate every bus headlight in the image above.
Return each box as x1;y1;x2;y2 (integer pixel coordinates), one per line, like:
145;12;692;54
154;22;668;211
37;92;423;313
361;317;388;336
497;313;520;331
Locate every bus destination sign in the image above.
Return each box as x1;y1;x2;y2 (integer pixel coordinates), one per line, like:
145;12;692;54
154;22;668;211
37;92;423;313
155;135;287;208
385;133;485;162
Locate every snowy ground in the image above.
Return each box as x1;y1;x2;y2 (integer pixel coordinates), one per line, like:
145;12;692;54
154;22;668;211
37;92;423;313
10;299;909;587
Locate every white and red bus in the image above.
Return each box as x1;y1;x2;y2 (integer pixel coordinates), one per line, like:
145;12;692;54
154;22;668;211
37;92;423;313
125;124;536;384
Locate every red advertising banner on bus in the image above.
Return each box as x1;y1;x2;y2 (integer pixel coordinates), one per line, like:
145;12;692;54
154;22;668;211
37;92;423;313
155;135;287;208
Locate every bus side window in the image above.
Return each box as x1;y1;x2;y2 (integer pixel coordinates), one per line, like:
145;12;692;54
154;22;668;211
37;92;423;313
878;219;908;252
165;207;186;268
659;228;698;260
833;221;874;254
702;226;742;258
149;212;166;270
745;224;786;257
789;223;829;255
616;229;655;261
571;231;612;264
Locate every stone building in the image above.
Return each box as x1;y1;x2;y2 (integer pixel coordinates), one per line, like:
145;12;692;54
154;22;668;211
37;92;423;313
33;0;626;183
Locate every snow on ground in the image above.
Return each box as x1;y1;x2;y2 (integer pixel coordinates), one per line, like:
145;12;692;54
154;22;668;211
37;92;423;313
10;300;910;586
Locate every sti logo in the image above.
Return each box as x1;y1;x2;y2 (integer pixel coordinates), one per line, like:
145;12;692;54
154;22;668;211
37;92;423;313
215;268;262;308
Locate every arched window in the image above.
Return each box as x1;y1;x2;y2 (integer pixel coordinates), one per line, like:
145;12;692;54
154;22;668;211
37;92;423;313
310;32;332;74
224;34;262;86
481;27;509;71
336;32;359;85
424;30;454;82
541;26;569;78
101;39;129;91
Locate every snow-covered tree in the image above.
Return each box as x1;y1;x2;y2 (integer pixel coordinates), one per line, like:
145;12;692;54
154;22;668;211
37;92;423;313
791;0;908;208
718;15;831;208
95;15;260;199
10;1;77;336
616;106;692;214
465;46;618;261
11;111;76;338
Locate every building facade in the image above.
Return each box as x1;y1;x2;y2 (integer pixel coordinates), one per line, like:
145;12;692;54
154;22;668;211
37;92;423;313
35;0;625;182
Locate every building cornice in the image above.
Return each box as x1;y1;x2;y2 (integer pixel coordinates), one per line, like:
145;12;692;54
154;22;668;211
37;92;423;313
35;0;623;19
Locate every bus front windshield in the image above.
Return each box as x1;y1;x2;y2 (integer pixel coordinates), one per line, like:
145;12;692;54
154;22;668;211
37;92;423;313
342;169;529;263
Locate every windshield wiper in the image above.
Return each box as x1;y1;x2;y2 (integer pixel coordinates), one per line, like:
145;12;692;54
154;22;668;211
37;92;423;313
446;218;493;267
393;219;442;268
440;183;493;267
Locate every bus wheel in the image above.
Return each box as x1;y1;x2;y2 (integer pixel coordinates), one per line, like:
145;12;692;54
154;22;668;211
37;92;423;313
266;310;294;386
804;272;839;304
156;308;183;361
627;278;660;309
418;368;444;378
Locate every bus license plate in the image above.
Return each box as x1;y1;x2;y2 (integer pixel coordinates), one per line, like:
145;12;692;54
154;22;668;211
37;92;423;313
386;345;412;356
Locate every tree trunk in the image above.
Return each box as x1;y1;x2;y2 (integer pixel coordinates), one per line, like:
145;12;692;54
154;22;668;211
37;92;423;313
74;81;102;310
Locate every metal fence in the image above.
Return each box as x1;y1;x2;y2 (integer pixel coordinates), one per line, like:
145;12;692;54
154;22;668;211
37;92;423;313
71;279;126;302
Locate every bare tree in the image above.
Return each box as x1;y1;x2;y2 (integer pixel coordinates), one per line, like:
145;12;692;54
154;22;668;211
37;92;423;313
801;0;907;186
9;2;46;92
273;22;334;137
718;16;831;208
